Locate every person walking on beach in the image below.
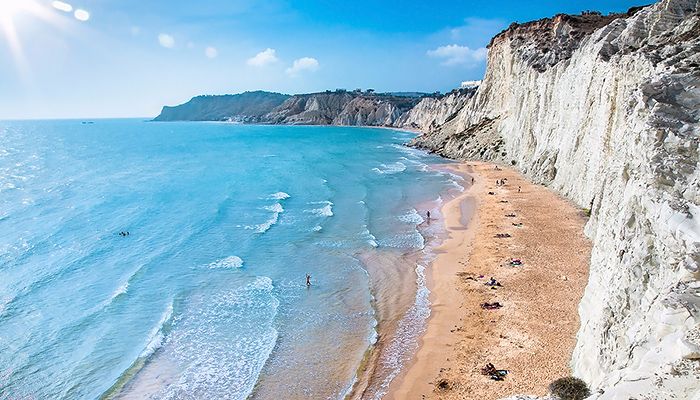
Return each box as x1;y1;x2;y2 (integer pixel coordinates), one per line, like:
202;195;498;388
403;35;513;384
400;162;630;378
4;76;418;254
306;274;311;287
426;210;431;223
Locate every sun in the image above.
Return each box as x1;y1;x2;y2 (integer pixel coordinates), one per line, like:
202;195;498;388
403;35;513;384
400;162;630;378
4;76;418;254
0;0;28;16
0;0;42;27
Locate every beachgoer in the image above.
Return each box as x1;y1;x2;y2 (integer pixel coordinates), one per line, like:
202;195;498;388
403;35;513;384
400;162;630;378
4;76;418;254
306;274;311;287
471;177;474;184
427;210;431;222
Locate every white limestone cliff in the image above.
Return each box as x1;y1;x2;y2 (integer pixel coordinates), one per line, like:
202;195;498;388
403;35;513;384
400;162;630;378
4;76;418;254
406;1;700;398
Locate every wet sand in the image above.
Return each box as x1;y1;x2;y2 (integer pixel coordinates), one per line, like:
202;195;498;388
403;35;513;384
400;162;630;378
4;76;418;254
386;161;591;399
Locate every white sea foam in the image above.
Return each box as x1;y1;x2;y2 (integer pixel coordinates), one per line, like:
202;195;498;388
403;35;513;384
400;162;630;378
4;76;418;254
390;143;425;159
155;277;279;399
111;282;129;300
316;204;333;217
372;162;406;175
312;225;322;232
398;209;424;225
208;255;244;269
446;171;465;181
361;227;379;248
378;231;425;250
307;201;333;217
140;300;174;358
249;199;287;233
268;192;290;200
264;203;284;213
449;179;465;192
255;213;279;233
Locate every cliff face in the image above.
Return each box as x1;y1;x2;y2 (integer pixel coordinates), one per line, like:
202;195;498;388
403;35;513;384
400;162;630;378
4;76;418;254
396;88;477;131
263;91;356;124
155;91;424;126
409;1;700;399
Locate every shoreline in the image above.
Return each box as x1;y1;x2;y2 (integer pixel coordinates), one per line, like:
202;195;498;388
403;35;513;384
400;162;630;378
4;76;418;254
387;161;592;399
346;189;457;400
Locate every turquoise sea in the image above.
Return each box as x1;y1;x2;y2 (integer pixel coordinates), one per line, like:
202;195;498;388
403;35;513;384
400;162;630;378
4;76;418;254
0;120;464;399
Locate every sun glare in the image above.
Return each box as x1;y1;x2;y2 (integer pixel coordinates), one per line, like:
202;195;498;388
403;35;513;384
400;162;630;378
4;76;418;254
0;0;26;16
0;0;39;75
0;0;90;79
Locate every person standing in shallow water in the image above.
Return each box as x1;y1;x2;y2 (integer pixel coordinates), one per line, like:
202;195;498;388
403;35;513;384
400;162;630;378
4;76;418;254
306;274;311;287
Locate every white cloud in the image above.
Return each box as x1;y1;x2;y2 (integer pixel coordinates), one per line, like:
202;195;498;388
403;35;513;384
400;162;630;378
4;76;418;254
158;33;175;49
51;1;72;12
427;44;487;66
73;9;90;22
205;46;218;58
247;48;278;66
285;57;319;77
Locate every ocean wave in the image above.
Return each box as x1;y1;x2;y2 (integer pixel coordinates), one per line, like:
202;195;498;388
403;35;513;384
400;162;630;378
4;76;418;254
377;231;425;250
316;239;351;249
111;281;129;300
253;213;279;233
390;143;425;159
306;201;333;217
103;277;279;400
312;225;322;232
449;179;465;192
361;227;378;248
208;255;244;269
372;162;406;175
0;295;12;318
153;277;279;399
140;300;174;358
397;208;425;225
263;203;284;213
248;200;286;233
268;192;290;200
98;300;176;399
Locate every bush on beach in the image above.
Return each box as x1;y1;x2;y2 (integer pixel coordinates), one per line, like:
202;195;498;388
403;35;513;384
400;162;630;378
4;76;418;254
548;376;591;400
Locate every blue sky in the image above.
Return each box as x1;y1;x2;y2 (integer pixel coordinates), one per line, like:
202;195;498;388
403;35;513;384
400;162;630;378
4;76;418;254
0;0;644;119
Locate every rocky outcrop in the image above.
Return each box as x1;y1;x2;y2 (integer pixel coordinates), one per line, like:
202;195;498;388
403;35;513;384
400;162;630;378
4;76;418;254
395;88;476;131
262;91;425;125
155;90;425;126
153;91;289;122
409;1;700;399
263;91;356;124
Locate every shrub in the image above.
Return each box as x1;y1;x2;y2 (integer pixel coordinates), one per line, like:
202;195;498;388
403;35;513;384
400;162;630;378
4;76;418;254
549;376;591;400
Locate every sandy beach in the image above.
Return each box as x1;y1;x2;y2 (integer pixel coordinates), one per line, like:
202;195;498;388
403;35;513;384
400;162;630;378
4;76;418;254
387;161;592;399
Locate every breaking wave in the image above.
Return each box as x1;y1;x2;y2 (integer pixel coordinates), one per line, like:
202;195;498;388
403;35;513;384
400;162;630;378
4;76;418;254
208;255;244;269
